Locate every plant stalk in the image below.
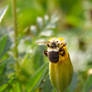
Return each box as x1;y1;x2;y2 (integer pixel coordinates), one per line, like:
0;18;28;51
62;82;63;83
12;0;18;58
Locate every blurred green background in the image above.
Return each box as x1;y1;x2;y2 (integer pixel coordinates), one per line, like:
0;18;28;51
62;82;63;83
0;0;92;92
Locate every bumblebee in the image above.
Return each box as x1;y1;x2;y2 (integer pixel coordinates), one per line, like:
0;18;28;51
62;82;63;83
44;37;73;92
44;38;66;63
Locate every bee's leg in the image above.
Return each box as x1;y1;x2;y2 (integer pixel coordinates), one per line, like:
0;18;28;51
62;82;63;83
44;50;48;56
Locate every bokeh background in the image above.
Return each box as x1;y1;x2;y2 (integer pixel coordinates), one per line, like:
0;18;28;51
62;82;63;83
0;0;92;92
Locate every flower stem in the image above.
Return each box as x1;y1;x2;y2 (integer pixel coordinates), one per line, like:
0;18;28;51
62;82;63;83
12;0;18;58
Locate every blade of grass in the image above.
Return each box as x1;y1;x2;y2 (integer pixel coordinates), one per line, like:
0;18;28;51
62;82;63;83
0;6;8;24
26;63;48;92
82;75;92;92
0;84;8;92
0;35;11;59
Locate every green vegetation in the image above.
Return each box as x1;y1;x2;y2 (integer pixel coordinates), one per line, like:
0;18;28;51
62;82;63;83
0;0;92;92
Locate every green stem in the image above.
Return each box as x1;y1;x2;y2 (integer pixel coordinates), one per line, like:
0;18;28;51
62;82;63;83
12;0;18;58
12;0;20;72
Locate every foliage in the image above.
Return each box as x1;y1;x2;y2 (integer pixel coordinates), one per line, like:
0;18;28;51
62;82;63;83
0;0;92;92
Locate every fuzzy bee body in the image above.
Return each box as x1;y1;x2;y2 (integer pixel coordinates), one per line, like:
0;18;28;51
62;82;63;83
44;39;66;63
43;37;73;92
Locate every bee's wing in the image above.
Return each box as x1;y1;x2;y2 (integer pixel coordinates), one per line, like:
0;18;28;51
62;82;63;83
36;40;49;45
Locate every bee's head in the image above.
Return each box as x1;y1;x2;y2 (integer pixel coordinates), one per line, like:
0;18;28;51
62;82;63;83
47;38;64;52
46;38;66;63
46;40;59;63
47;41;59;48
43;37;67;63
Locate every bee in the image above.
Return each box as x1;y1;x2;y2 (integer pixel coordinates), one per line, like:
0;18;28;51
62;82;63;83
44;38;66;63
37;37;73;92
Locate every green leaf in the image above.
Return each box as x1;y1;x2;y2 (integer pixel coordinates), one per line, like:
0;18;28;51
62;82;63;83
0;56;15;85
32;45;45;70
0;84;8;92
0;6;8;23
26;63;48;92
12;82;22;92
58;0;82;14
0;35;11;59
41;76;53;92
82;75;92;92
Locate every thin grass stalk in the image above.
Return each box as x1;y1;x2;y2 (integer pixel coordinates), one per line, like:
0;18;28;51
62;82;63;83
12;0;18;58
